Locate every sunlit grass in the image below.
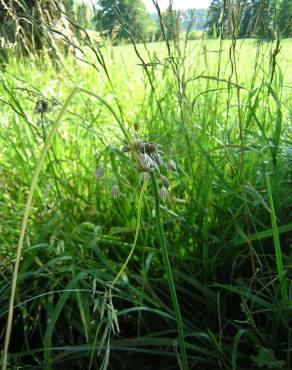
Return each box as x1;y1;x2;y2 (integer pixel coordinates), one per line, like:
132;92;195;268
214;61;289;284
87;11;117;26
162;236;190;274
1;36;292;369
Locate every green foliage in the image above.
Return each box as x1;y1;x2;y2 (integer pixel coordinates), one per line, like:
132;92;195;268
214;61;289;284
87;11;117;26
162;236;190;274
93;0;155;42
206;0;225;38
278;0;292;37
0;10;292;370
206;0;291;39
252;347;285;368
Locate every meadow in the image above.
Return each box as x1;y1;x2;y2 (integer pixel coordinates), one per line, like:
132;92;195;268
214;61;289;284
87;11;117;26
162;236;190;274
0;37;292;369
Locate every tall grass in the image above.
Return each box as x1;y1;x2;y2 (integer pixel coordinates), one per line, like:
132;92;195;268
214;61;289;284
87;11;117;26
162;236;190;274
0;4;292;370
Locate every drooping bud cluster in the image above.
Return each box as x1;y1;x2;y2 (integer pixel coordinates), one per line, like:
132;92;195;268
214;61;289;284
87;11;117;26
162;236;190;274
94;121;178;202
121;138;163;172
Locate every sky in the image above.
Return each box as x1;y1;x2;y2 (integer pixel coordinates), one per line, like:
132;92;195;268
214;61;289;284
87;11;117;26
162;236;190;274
143;0;211;12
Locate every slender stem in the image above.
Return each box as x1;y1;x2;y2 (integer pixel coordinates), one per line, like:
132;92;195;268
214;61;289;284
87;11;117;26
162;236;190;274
266;174;288;303
150;172;189;370
2;87;78;370
111;177;148;288
2;86;129;370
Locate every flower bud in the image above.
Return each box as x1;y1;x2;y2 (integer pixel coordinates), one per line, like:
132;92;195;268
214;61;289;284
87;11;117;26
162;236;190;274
151;152;162;166
139;153;154;171
167;159;177;172
160;186;169;201
94;166;104;180
161;175;169;188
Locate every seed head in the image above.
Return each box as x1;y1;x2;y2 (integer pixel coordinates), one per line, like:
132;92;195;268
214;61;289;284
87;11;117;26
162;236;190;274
94;166;104;180
160;186;169;201
110;184;121;199
161;175;169;188
167;159;177;172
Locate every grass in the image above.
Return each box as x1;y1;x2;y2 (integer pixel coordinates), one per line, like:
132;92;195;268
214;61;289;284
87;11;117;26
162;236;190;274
0;34;292;370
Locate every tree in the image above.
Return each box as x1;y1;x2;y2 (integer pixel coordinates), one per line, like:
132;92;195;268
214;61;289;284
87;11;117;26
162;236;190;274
250;0;276;39
206;0;278;39
94;0;154;42
160;6;182;41
278;0;292;37
206;0;227;38
238;0;253;38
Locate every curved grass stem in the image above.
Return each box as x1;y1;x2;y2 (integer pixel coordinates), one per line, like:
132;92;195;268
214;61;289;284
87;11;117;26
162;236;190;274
2;87;79;370
110;177;148;288
150;172;189;370
2;86;129;370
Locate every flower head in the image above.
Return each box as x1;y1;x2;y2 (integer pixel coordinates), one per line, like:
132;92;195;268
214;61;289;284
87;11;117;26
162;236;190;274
150;152;162;166
94;166;105;180
35;98;50;114
161;175;169;188
160;186;169;201
167;159;177;172
139;153;155;172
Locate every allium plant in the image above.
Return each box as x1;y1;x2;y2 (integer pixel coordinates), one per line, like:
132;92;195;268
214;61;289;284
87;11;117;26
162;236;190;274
95;122;188;370
96;122;176;202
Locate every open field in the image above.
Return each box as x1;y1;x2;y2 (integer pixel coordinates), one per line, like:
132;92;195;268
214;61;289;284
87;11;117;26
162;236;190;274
1;38;292;369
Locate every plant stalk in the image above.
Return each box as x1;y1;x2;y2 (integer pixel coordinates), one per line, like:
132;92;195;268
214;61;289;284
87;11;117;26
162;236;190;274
2;87;79;370
150;171;188;370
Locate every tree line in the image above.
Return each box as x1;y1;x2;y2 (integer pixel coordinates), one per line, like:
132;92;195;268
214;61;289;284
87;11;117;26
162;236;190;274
0;0;291;57
207;0;291;39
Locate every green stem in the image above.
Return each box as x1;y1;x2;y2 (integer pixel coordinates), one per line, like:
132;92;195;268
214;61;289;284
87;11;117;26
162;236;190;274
2;87;78;370
150;172;189;370
266;174;288;303
2;86;129;370
111;177;148;288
